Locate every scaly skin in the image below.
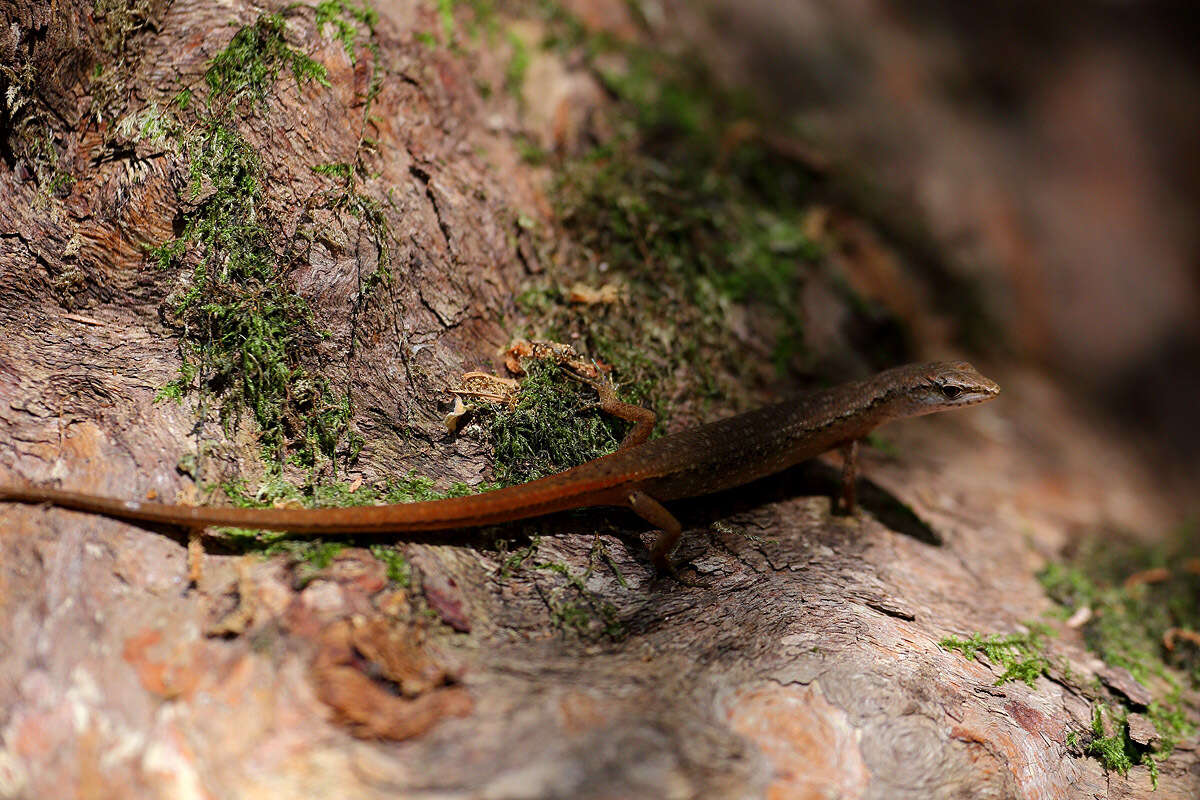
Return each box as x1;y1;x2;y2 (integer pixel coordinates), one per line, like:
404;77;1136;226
0;361;999;571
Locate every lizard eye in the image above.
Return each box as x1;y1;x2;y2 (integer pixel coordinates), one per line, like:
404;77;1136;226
939;384;962;400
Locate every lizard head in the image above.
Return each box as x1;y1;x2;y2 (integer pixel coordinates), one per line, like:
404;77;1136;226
885;360;1001;417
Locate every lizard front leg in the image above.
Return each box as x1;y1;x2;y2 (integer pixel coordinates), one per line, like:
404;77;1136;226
833;439;859;515
626;490;683;573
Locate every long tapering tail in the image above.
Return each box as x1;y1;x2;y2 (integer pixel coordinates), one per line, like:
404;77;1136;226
0;469;626;536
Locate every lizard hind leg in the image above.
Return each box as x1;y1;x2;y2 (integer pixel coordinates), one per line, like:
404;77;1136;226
834;439;859;515
626;490;683;574
560;370;655;449
589;380;656;450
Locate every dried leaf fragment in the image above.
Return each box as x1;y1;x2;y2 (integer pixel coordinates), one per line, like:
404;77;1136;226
504;338;610;379
568;281;622;305
1163;626;1200;652
1122;566;1171;590
443;395;468;433
450;371;520;406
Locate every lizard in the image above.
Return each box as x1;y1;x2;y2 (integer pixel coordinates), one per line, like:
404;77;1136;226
0;361;999;573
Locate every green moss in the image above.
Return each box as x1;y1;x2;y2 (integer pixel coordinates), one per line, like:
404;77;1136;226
437;0;457;42
864;433;899;458
46;171;77;195
939;625;1053;688
505;31;530;99
89;0;166;143
1039;526;1200;786
377;472;441;503
511;136;545;166
552;133;823;380
312;161;354;180
1145;695;1193;765
150;13;342;466
139;6;390;474
486;360;627;486
215;471;492;578
1087;705;1136;777
1038;562;1096;613
309;158;392;306
314;0;379;61
203;13;329;106
499;536;541;578
482;519;625;636
220;471;495;514
94;0;159;54
115;102;180;147
157;114;351;467
1038;527;1200;684
488;5;877;424
488;524;624;638
369;544;411;585
513;283;563;316
267;539;345;568
533;557;623;638
461;0;498;40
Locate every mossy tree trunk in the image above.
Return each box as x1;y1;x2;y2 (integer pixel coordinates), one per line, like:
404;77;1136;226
0;1;1196;798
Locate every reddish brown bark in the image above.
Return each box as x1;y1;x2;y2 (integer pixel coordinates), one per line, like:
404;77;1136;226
1;1;1198;798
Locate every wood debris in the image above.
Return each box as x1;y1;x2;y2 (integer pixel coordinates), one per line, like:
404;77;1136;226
443;395;469;433
449;371;520;406
1162;626;1200;652
1122;566;1171;590
504;338;610;378
567;281;622;305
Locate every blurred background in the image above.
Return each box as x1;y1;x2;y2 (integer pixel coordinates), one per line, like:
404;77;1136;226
686;0;1200;501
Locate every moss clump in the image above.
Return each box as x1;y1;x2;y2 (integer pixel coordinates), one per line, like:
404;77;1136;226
486;360;627;486
505;31;530;99
143;6;387;472
220;471;496;515
269;539;346;570
369;544;411;585
436;0;457;42
314;0;380;61
149;12;337;467
1081;703;1173;789
939;624;1053;688
550;108;824;393
1087;705;1138;777
1038;526;1200;786
203;13;330;105
491;4;906;428
1039;536;1200;684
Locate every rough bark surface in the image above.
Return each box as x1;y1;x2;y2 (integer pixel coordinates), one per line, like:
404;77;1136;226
1;1;1197;799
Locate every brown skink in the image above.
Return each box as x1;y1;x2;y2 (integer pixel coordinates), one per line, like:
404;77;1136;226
0;361;999;571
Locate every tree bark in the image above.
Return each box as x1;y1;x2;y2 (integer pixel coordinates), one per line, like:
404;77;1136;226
0;1;1196;798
